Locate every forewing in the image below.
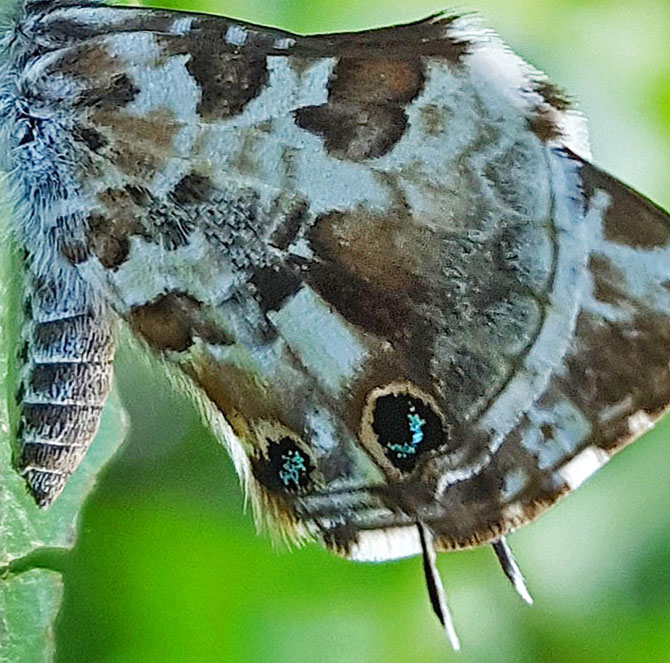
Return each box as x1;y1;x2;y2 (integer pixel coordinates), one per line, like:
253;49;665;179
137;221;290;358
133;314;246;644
22;7;670;557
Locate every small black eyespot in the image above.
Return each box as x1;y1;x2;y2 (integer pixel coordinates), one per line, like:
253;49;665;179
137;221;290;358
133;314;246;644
371;393;447;472
253;436;315;495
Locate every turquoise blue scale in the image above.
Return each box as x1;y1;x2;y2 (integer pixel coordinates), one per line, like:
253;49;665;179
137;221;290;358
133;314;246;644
388;406;426;459
279;449;307;488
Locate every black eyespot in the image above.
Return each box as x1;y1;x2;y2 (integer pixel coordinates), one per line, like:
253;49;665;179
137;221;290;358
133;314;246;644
371;393;447;472
253;436;315;495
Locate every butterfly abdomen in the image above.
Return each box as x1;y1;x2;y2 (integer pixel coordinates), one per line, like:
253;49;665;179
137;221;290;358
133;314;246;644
13;261;115;506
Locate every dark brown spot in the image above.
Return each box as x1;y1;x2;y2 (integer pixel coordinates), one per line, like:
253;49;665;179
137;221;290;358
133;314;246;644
77;73;139;109
125;185;150;207
110;143;160;180
182;44;267;120
251;263;302;312
309;257;422;337
129;293;200;353
579;159;670;249
38;18;107;43
186;360;279;426
455;467;504;506
128;292;230;353
97;186;147;222
90;109;177;179
89;186;157;260
93;109;177;150
38;11;179;44
87;213;130;269
303;211;437;388
269;198;308;250
171;173;213;205
88;210;137;268
294;56;424;162
295;103;407;161
73;125;108;152
330;58;425;104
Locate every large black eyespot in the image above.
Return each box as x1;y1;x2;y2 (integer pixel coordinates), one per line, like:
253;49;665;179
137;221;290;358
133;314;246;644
371;392;447;472
253;436;315;495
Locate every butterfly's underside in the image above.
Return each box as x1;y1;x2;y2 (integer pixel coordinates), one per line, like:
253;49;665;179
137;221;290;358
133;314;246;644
1;0;669;646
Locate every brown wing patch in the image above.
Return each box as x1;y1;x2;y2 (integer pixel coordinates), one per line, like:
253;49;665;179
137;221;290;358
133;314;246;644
42;41;139;109
128;292;230;353
185;359;282;434
250;263;302;313
77;72;138;109
305;212;431;348
295;103;408;161
88;108;179;179
159;31;268;121
580;159;670;248
330;58;425;103
295;57;425;161
560;308;670;452
86;212;132;269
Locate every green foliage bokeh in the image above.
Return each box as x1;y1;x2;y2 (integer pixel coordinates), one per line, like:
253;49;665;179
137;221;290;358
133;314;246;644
10;0;669;661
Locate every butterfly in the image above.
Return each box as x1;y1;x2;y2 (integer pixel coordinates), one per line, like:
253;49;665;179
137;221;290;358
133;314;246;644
1;0;669;650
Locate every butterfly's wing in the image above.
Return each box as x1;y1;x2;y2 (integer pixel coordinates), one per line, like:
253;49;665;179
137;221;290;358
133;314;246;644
12;7;670;559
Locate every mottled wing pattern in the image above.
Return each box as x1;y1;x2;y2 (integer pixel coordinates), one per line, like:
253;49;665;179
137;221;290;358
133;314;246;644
6;6;670;561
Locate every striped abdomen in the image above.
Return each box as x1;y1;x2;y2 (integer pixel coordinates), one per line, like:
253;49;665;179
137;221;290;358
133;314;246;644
15;273;115;507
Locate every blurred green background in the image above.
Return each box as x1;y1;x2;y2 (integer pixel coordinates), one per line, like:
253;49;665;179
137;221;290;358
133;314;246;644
50;1;670;662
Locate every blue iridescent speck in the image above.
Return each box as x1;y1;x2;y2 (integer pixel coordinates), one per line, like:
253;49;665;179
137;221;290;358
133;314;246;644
388;405;426;458
278;449;306;488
